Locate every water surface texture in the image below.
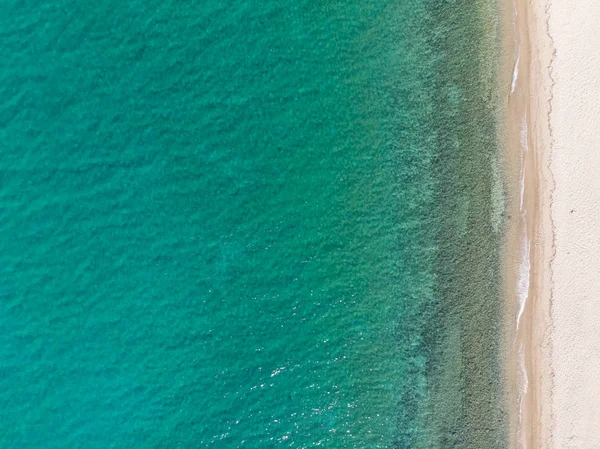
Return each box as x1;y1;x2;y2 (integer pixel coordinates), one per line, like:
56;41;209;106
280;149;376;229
0;1;504;447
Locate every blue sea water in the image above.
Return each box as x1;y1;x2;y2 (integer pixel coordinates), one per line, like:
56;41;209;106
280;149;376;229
0;1;505;448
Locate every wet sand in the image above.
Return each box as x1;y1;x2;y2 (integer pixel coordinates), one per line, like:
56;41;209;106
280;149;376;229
503;0;554;447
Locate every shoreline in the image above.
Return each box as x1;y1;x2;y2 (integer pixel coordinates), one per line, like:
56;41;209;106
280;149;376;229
504;0;600;446
504;0;555;447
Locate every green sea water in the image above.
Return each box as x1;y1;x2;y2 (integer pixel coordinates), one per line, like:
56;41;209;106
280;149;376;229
0;1;505;448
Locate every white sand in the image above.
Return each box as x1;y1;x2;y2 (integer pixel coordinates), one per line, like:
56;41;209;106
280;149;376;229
547;1;600;447
526;0;600;447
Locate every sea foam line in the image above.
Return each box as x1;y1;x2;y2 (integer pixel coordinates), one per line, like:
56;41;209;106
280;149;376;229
520;161;525;212
517;342;529;449
521;115;529;152
519;116;528;211
516;231;531;332
513;3;529;446
517;113;530;331
511;0;520;96
515;114;531;449
511;52;521;94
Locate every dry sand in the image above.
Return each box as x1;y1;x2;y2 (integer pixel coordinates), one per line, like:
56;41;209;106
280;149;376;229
506;0;600;447
545;0;600;447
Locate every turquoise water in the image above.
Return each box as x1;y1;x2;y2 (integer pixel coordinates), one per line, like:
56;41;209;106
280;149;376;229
0;1;505;448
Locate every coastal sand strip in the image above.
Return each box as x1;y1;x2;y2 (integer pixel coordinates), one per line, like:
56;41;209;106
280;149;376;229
512;0;600;447
504;0;554;447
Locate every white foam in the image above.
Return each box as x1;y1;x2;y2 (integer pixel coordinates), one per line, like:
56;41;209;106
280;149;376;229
511;52;520;94
516;110;530;448
516;231;531;332
520;115;529;152
520;164;526;212
517;342;529;448
519;115;528;212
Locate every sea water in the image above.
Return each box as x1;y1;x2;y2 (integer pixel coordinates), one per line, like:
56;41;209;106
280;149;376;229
0;0;505;447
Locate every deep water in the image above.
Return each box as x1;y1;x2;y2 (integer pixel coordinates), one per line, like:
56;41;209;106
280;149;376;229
0;0;504;448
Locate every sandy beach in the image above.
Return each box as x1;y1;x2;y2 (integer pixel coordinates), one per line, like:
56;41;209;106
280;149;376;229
503;0;552;446
506;0;600;447
544;0;600;446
